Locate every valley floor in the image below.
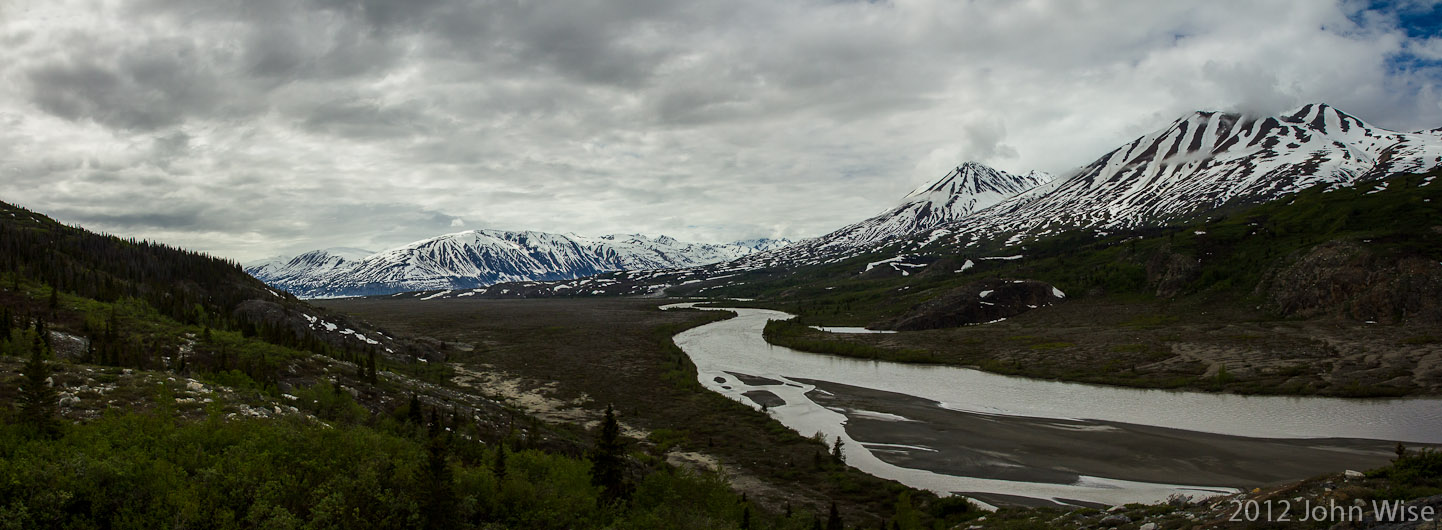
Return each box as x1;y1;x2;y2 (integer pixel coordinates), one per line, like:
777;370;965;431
764;297;1442;397
319;296;921;526
319;296;1442;529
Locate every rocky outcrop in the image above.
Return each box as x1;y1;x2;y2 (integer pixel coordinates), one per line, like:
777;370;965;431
231;299;443;361
1257;240;1442;323
1146;250;1200;298
876;279;1066;331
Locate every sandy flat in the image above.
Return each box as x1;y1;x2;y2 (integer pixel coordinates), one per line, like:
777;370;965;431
795;378;1403;490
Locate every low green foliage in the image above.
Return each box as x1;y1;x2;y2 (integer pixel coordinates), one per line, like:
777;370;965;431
290;380;371;425
1027;341;1075;350
763;318;933;362
0;409;763;530
1367;448;1442;500
645;428;689;453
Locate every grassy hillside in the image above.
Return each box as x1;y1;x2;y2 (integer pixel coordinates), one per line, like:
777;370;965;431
0;202;836;529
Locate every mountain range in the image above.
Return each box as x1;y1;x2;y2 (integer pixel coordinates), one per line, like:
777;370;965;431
246;231;791;298
251;102;1442;299
799;163;1054;258
746;102;1442;267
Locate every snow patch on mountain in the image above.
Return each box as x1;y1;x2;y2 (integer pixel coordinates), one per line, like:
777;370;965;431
247;233;790;298
751;103;1442;271
764;162;1054;262
934;103;1442;245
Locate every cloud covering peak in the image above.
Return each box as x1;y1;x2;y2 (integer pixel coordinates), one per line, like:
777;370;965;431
2;0;1439;261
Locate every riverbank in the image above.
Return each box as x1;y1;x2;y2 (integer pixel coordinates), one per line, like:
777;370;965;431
674;304;1442;507
321;297;943;526
801;378;1396;506
753;297;1442;398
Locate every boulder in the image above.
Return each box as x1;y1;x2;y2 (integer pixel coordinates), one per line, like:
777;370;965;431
1097;513;1131;527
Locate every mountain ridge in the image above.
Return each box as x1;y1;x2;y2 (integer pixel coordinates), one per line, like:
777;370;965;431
739;103;1442;269
766;162;1054;262
931;103;1442;249
258;103;1442;299
247;230;792;298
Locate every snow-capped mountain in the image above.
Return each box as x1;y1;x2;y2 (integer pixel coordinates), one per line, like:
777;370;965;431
247;231;791;298
728;238;796;253
240;255;291;278
932;103;1442;247
745;103;1442;270
747;162;1053;263
244;247;374;287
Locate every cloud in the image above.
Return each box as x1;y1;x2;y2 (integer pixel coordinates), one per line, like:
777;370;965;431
1;0;1440;261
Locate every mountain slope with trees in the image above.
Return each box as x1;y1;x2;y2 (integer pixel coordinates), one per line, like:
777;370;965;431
0;200;862;529
707;169;1442;396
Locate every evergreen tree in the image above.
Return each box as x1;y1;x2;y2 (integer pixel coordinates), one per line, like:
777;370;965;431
832;436;845;464
48;285;58;311
18;332;59;437
492;442;508;480
422;419;456;529
740;505;751;530
590;404;628;503
1;306;11;342
34;317;48;349
366;350;378;384
407;395;424;426
825;501;843;530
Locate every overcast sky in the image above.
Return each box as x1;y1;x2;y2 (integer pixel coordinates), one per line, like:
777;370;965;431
2;0;1440;261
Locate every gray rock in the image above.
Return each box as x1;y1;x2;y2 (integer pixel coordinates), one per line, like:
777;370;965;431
1098;514;1131;527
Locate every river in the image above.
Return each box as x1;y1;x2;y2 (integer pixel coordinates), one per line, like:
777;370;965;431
667;304;1442;507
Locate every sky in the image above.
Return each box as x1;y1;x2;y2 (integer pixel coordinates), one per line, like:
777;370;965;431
2;0;1441;262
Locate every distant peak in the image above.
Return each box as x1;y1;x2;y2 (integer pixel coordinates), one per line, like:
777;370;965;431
905;162;1001;199
1280;102;1361;121
903;161;1054;202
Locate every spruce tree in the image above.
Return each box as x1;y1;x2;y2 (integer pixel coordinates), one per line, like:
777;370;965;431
407;395;424;426
366;350;378;384
832;436;845;464
492;442;508;480
422;419;456;529
34;317;48;349
1;306;11;342
18;332;59;437
590;404;628;503
825;502;842;530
